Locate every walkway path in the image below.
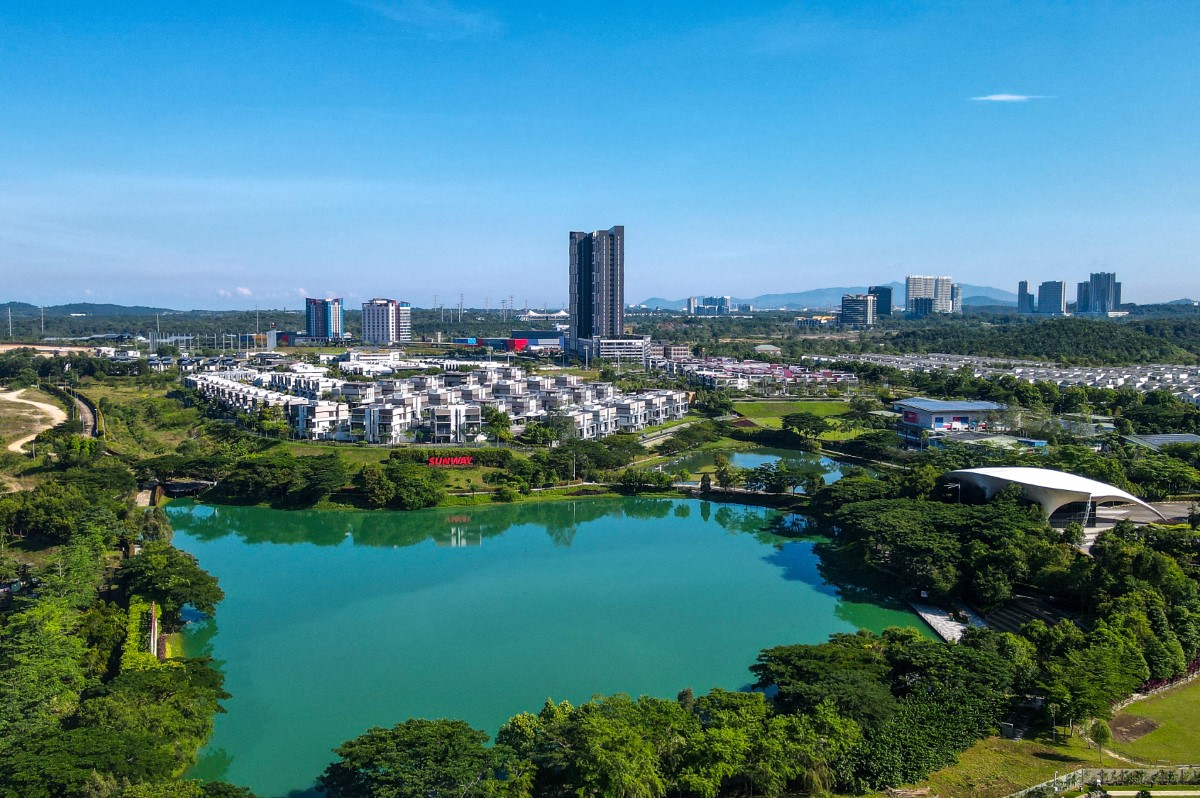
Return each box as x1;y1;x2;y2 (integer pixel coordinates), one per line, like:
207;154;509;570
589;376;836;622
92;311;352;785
1;388;67;453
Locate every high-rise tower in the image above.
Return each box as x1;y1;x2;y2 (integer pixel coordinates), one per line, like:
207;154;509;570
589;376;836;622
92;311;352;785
569;225;624;351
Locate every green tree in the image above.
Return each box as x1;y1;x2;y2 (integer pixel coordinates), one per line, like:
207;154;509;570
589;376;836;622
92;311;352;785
781;412;831;439
1090;718;1112;766
318;718;496;798
117;542;224;628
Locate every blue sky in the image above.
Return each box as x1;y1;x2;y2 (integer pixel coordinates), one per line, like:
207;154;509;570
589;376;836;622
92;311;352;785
2;1;1198;309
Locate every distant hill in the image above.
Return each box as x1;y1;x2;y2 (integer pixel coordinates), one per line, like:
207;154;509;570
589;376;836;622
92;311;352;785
1166;298;1198;306
963;295;1016;307
637;282;1017;310
1;301;179;317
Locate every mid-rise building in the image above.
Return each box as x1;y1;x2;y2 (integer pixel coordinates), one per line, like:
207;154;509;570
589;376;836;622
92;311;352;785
868;285;893;316
361;298;412;345
905;275;954;314
1017;281;1036;314
840;293;877;328
569;226;624;352
305;298;344;340
1037;281;1067;315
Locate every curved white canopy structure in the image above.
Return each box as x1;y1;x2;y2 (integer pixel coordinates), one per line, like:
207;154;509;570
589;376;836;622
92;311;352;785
945;466;1166;522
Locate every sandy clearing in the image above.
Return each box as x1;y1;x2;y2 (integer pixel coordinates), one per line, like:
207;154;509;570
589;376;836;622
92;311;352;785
1;388;68;452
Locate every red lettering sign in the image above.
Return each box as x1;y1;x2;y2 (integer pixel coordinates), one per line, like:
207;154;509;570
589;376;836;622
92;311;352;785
427;455;475;467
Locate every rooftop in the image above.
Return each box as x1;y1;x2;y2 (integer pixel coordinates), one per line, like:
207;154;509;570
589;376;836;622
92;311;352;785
894;398;1006;413
1124;433;1200;451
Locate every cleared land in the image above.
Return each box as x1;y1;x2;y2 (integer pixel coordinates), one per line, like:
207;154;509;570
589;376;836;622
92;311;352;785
0;387;68;452
1110;679;1200;765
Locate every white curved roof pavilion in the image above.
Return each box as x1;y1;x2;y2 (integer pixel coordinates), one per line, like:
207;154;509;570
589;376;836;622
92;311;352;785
945;466;1166;522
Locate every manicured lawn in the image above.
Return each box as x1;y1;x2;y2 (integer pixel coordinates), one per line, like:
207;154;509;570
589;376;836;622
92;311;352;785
1111;679;1200;765
861;734;1092;798
732;400;850;429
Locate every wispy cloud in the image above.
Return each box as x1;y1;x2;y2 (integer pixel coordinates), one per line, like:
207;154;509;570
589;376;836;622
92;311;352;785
345;0;502;39
235;287;253;297
970;94;1050;102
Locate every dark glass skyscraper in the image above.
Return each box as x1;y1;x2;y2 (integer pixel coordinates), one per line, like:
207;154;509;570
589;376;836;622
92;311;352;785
569;226;624;351
868;285;893;316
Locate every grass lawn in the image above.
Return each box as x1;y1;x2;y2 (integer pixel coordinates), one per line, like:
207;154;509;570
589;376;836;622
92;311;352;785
732;400;850;429
282;441;392;466
1111;679;1200;765
861;733;1093;798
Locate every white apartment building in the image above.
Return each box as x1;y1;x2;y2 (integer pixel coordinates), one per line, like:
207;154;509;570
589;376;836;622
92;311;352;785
905;275;955;314
361;298;413;345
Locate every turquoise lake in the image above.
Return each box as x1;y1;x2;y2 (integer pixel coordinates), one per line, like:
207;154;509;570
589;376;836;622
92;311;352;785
169;497;922;797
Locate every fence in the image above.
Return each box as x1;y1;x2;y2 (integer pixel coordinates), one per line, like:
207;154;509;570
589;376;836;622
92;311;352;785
1005;765;1200;798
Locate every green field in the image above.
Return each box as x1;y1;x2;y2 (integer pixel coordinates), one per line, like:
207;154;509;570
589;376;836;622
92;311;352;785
79;379;201;458
862;733;1093;798
1111;679;1200;765
732;400;851;429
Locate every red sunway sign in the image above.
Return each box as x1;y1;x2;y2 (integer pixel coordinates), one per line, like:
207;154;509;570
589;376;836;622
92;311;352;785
428;455;475;467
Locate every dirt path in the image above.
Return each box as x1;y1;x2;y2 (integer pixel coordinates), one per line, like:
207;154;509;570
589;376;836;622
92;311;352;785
1;388;68;452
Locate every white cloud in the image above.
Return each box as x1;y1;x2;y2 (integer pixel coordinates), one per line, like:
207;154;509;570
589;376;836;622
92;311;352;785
294;288;309;297
235;286;253;297
345;0;502;39
217;289;232;298
970;94;1050;102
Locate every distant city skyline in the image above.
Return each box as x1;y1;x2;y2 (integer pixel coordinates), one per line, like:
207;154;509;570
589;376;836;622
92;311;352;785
2;2;1199;307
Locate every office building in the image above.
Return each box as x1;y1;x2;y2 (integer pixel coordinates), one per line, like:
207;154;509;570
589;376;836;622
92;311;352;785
840;293;877;328
868;285;893;316
905;275;954;314
1037;281;1068;315
569;226;624;351
1017;281;1036;314
951;284;963;315
305;298;344;340
1078;272;1122;314
361;298;412;345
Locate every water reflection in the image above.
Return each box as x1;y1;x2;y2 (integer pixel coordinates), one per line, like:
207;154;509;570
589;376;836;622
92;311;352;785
165;496;795;552
669;447;856;490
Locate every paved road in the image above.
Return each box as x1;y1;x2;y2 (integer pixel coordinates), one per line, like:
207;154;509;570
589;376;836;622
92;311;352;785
1;388;68;453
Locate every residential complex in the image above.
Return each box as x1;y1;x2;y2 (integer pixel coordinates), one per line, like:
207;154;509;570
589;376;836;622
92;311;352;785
361;298;412;345
1017;281;1035;314
1016;271;1125;316
1037;281;1067;315
304;297;344;340
905;275;959;315
686;296;731;316
185;360;687;445
824;352;1200;404
568;225;624;352
1078;271;1122;315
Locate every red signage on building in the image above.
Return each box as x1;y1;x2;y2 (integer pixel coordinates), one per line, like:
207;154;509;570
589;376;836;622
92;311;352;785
428;455;475;467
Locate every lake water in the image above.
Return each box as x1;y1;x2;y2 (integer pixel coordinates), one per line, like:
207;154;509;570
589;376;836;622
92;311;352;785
670;447;856;486
169;496;920;797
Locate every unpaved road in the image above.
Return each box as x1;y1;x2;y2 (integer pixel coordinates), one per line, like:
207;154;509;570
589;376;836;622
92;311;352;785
1;388;68;452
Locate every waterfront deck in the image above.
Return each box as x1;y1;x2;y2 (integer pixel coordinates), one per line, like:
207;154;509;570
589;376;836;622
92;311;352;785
910;601;987;642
